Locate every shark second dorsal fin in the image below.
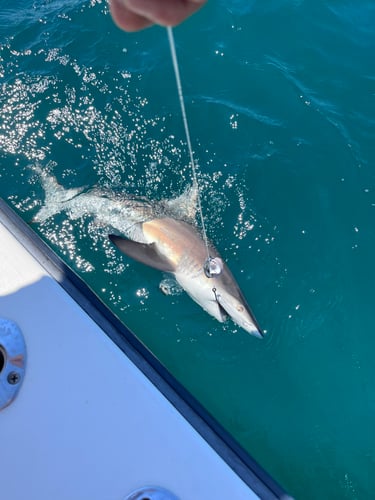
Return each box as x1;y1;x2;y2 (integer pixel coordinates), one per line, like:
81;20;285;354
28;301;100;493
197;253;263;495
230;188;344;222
109;235;176;273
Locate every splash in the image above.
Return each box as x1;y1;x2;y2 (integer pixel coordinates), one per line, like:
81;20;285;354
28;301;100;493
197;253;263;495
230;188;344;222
159;278;183;296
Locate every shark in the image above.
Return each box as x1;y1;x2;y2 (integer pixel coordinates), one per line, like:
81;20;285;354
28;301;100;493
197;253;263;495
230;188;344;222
33;166;263;337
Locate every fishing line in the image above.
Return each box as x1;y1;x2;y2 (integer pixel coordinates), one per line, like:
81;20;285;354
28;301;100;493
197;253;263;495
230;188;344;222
166;26;214;269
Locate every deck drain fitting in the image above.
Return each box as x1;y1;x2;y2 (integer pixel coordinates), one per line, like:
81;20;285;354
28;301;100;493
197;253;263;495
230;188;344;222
0;318;26;411
0;345;5;374
124;486;179;500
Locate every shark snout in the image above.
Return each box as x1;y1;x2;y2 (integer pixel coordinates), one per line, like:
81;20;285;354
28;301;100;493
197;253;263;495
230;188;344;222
214;290;263;338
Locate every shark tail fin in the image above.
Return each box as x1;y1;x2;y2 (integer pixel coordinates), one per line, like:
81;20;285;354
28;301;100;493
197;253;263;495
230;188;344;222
31;163;85;222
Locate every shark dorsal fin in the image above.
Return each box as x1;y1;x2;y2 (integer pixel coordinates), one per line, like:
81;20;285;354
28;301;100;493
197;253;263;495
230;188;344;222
161;184;198;222
109;235;176;273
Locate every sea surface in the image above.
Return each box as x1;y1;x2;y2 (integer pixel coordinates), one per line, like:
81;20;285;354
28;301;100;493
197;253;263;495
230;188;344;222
1;1;375;498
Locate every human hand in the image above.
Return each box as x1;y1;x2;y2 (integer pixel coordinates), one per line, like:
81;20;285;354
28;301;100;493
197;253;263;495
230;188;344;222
109;0;207;32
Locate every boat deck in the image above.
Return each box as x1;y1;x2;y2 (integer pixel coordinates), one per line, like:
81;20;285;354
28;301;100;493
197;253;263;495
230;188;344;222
0;200;288;500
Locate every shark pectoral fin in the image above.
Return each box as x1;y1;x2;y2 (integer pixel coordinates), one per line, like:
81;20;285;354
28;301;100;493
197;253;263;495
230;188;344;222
109;235;176;273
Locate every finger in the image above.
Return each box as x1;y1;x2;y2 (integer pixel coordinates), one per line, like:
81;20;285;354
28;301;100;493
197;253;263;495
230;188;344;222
125;0;206;27
109;0;153;32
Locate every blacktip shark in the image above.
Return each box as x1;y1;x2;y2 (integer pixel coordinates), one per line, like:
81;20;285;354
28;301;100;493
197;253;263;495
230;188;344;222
109;220;263;338
33;166;263;337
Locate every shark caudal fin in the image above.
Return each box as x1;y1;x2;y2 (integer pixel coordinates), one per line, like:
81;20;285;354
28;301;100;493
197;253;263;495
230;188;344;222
31;164;85;222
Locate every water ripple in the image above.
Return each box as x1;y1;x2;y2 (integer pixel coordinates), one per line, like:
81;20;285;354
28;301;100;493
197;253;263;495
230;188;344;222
196;94;284;127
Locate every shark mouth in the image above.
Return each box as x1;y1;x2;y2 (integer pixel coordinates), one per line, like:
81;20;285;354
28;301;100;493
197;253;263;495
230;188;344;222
216;299;229;323
213;290;263;338
211;289;228;323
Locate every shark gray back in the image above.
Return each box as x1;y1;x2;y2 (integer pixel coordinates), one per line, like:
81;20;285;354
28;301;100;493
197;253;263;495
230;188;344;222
110;217;263;338
32;168;262;336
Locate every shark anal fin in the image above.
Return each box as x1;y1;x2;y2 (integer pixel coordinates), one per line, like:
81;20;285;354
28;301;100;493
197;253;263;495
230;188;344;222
109;235;176;273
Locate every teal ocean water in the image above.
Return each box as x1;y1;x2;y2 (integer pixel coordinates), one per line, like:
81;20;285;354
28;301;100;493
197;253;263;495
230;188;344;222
1;1;375;497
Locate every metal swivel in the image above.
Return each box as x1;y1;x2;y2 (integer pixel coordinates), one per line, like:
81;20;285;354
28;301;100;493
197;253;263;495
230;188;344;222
204;256;223;278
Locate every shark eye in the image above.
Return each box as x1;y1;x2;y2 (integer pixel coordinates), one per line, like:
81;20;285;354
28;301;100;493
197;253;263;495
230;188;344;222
237;305;244;312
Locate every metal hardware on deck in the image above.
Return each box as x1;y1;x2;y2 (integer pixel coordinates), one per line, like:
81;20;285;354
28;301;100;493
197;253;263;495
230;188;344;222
0;318;26;410
124;486;179;500
0;345;5;374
